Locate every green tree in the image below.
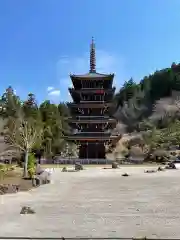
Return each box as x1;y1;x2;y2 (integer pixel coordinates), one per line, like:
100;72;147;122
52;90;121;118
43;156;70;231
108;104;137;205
39;101;67;157
23;93;40;120
0;86;22;118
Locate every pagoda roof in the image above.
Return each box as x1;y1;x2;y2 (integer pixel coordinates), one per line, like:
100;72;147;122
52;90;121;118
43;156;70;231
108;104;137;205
70;72;114;80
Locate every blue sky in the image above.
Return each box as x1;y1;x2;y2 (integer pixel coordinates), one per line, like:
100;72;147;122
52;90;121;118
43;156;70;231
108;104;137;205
0;0;180;104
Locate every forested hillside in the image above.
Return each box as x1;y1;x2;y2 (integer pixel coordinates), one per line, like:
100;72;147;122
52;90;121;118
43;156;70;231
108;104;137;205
114;62;180;132
109;62;180;161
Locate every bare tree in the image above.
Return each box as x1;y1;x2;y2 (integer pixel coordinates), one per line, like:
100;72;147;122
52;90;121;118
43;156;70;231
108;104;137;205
4;116;43;178
114;90;147;131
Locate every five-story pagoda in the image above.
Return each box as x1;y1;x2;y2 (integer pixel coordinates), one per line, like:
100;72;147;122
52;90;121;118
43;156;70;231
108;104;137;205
66;38;117;160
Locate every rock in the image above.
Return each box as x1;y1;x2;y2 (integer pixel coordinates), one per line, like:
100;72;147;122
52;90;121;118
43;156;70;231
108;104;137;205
165;163;176;169
33;171;51;186
0;184;19;194
112;161;119;169
35;164;44;175
20;206;35;214
144;169;157;173
169;162;176;169
61;167;78;172
32;177;39;187
41;171;51;184
157;166;165;171
122;173;129;177
0;185;8;194
132;236;146;240
67;169;78;172
62;167;67;172
75;163;83;171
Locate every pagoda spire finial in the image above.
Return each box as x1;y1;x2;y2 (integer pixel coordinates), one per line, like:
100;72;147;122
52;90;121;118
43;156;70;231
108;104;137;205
90;37;96;73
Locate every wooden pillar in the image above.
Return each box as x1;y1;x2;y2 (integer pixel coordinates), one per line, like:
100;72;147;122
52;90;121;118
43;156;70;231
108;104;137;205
96;142;98;161
86;142;89;164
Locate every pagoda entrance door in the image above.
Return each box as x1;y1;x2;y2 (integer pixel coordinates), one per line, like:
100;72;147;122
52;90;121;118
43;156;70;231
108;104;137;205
86;143;95;159
97;143;105;159
87;142;105;159
79;144;87;159
79;142;106;159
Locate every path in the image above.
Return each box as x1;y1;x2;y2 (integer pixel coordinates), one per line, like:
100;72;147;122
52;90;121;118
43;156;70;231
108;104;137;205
0;167;180;238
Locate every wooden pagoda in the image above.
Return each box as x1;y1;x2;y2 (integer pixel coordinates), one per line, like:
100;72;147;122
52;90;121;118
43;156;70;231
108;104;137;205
66;38;117;159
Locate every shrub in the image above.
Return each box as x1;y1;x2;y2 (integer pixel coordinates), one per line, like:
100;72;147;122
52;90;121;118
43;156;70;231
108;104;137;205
0;163;5;170
0;164;8;180
27;153;36;179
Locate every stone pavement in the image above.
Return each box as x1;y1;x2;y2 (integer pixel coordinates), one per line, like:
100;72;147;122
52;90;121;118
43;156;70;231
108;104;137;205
0;167;180;238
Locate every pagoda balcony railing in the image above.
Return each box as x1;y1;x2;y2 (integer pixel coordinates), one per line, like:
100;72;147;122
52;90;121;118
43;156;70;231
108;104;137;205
68;102;111;108
72;132;111;137
69;118;116;123
81;86;116;90
80;100;106;103
76;116;110;119
69;87;116;91
79;100;114;104
65;134;118;141
66;116;111;121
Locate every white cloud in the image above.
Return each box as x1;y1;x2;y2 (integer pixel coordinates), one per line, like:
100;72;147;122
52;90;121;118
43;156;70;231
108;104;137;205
46;86;61;103
47;86;54;92
48;89;60;96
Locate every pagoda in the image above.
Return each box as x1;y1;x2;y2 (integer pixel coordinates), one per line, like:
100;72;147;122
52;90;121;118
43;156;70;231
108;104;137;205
66;38;117;160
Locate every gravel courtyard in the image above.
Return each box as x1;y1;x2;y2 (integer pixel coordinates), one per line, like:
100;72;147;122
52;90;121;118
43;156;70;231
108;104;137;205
0;166;180;238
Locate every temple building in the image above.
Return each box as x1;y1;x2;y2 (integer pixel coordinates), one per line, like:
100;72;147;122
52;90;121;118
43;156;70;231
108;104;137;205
66;38;117;159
